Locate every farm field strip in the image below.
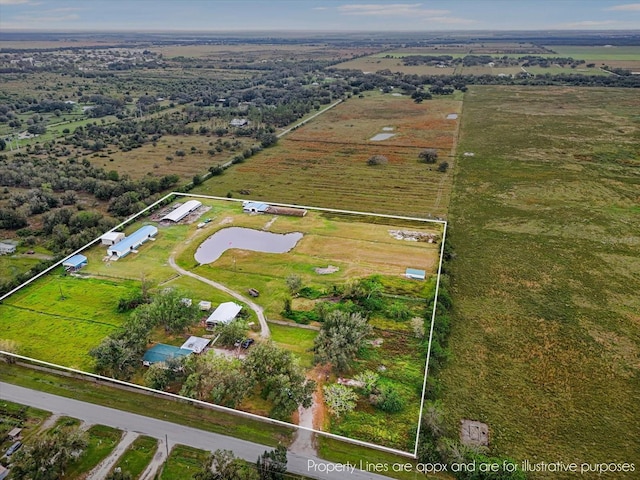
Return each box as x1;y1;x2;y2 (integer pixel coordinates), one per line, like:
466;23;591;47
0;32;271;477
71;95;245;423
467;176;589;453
442;85;640;473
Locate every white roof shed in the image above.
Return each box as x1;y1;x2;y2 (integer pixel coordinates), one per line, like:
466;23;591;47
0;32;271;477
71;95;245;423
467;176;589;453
206;301;242;326
180;336;211;354
100;231;125;245
161;200;202;223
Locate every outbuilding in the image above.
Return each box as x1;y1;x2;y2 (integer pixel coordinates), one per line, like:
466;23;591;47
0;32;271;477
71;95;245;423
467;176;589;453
100;231;125;246
161;200;202;223
242;201;269;214
206;301;242;329
405;268;426;280
107;225;158;259
63;254;88;272
198;300;212;311
180;336;211;354
7;428;22;441
0;465;8;480
0;242;17;255
142;344;191;366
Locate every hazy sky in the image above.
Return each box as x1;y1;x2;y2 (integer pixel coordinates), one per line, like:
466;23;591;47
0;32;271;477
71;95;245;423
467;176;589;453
1;0;639;31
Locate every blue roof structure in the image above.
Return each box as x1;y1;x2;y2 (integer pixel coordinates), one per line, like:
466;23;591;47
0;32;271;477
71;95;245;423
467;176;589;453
108;225;158;258
242;201;269;213
405;268;426;280
142;344;191;365
63;254;87;268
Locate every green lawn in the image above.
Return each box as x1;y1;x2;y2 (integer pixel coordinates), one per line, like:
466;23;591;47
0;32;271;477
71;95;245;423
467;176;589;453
111;435;158;479
440;85;640;475
268;323;317;368
160;445;209;480
64;425;123;479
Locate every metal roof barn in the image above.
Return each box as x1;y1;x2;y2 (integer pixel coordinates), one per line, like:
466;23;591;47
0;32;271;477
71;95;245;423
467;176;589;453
63;254;87;270
161;200;202;222
107;225;157;259
100;231;125;246
206;301;242;327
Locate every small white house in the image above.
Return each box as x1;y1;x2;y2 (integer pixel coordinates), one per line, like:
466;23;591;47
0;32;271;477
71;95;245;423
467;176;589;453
230;118;248;127
180;336;211;354
100;231;125;246
199;300;212;311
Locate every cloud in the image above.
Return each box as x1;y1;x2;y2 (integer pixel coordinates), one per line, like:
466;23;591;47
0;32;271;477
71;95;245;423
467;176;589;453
11;13;80;24
338;3;450;17
312;6;328;10
605;3;640;11
555;20;621;28
0;0;33;4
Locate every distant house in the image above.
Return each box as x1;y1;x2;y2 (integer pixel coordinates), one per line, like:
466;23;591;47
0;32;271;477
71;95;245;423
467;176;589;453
107;225;157;259
230;118;248;127
180;336;210;354
242;201;269;214
161;200;202;223
100;231;125;246
63;254;88;272
206;301;242;329
0;242;16;255
142;344;191;366
405;268;426;280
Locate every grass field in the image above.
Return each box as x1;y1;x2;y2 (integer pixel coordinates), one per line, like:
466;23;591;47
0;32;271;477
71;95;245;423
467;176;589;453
64;425;123;479
548;45;640;61
195;92;459;217
0;275;132;369
441;85;640;475
160;445;210;480
111;435;158;479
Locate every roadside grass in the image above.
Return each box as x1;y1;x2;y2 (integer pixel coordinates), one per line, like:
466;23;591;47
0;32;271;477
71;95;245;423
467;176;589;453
194;92;459;217
0;363;295;447
268;323;317;368
159;445;209;480
64;425;123;479
317;437;435;480
51;416;82;430
110;435;158;480
441;86;640;472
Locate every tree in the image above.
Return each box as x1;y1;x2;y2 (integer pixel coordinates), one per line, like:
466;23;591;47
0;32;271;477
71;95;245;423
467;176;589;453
0;338;19;363
243;342;315;419
143;356;185;390
256;445;287;480
323;383;358;418
353;370;379;395
313;310;372;371
418;148;438;164
144;288;200;333
106;470;133;480
214;320;249;347
366;155;388;166
10;427;88;480
285;274;302;295
437;161;449;173
193;449;256;480
180;352;253;408
89;337;139;379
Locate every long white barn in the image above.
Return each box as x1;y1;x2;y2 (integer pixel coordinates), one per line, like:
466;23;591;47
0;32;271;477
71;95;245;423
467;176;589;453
161;200;202;223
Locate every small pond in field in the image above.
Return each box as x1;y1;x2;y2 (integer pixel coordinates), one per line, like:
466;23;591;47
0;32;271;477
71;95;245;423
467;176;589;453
194;227;303;264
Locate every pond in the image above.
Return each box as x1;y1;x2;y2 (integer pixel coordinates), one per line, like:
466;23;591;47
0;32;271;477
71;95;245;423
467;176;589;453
194;227;303;264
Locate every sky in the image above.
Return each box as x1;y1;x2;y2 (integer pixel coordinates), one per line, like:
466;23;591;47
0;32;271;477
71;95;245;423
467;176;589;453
0;0;639;31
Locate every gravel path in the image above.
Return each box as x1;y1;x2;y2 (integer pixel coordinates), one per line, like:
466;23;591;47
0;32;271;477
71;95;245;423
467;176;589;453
168;255;270;338
86;430;139;480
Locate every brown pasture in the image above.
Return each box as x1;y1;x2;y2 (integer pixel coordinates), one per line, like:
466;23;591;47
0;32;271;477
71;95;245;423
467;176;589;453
194;92;460;217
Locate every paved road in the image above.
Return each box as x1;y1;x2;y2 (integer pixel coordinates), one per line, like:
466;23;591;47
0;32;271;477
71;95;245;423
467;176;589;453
168;255;270;338
0;382;395;480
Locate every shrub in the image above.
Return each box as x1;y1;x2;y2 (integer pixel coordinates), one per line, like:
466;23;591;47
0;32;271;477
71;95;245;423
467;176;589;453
367;155;388;166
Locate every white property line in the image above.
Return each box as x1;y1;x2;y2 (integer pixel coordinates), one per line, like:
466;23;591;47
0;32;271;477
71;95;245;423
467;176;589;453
1;192;447;458
0;192;175;303
413;221;448;458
